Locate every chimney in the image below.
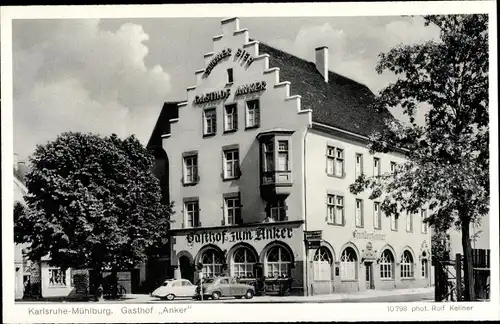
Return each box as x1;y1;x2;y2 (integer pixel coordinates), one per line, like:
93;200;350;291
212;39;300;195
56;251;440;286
14;153;19;171
315;46;329;83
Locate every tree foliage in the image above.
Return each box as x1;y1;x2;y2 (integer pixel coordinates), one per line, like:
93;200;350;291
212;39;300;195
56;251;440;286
14;132;172;274
350;15;489;301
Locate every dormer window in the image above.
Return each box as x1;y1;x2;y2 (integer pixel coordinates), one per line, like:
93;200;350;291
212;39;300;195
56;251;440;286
227;68;234;84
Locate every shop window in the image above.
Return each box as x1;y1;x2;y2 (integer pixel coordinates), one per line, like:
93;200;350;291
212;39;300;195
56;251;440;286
406;212;413;232
327;194;344;225
223;149;240;179
224;104;238;132
340;247;357;281
355;153;363;178
400;251;414;278
246;100;260;128
48;269;66;287
268;200;287;221
232;247;257;279
326;146;344;177
313;247;333;281
380;250;394;279
373;157;381;176
184;200;200;228
203;108;217;136
421;259;429;278
421;209;428;234
183;154;198;185
224;195;241;225
355;199;363;228
373;202;382;229
266;246;291;278
201;250;223;278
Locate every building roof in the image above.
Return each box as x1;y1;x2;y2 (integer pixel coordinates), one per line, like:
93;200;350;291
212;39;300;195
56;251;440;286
147;101;181;154
257;42;396;137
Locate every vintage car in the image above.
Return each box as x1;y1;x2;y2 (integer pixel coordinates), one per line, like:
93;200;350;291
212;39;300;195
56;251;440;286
195;276;255;300
151;279;197;301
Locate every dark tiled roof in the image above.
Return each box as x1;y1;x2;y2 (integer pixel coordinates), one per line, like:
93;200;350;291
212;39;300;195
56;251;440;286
147;101;181;154
257;42;396;137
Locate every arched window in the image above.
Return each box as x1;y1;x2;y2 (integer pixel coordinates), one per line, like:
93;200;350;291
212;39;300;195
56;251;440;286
400;251;414;278
266;246;291;278
380;250;394;279
313;247;333;281
232;247;257;279
340;247;357;280
201;249;223;278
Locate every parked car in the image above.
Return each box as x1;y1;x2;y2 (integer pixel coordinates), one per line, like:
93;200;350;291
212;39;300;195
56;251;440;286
151;279;196;301
195;276;255;300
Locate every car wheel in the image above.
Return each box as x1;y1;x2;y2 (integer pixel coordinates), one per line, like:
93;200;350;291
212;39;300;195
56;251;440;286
245;290;254;299
211;291;221;300
166;294;175;301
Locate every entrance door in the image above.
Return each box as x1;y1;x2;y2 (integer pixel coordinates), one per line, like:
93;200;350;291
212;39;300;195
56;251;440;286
365;262;374;289
179;256;194;284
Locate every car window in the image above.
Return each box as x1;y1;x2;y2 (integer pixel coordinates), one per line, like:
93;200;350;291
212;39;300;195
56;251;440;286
203;278;215;284
231;279;237;284
182;280;192;286
172;281;181;287
220;279;229;285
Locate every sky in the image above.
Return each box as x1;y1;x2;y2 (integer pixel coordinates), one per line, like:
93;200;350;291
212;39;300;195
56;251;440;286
12;16;441;161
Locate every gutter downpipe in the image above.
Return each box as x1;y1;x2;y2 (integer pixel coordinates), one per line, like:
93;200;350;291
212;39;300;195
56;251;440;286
303;123;311;297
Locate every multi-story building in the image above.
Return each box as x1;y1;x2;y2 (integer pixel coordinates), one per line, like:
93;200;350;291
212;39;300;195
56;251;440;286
148;17;432;295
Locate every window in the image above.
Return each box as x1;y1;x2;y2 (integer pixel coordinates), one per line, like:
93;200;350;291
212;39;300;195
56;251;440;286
421;209;428;233
277;141;289;171
266;246;291;278
48;269;66;286
263;141;274;172
390;214;398;231
246;100;260;128
340;248;357;281
390;161;397;173
355;199;364;228
227;68;234;83
373;157;381;176
327;194;344;225
204;108;217;135
225;196;241;225
201;249;223;278
269;200;286;221
400;251;414;278
406;212;413;232
380;250;394;279
373;202;381;229
232;247;257;278
355;154;363;178
326;146;344;177
224;104;237;132
223;149;240;179
313;247;333;281
183;155;198;184
185;200;199;228
421;259;429;278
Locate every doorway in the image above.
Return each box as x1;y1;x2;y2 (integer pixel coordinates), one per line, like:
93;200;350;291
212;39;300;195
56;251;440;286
179;256;194;284
365;262;374;289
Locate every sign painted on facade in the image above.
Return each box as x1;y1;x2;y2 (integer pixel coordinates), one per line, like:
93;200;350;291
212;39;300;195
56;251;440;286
304;230;322;241
194;89;231;104
235;48;255;67
353;230;386;241
235;81;267;96
204;48;232;77
186;226;294;245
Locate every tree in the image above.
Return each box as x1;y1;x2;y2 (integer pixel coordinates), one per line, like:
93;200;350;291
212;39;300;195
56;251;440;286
350;15;489;301
14;132;173;300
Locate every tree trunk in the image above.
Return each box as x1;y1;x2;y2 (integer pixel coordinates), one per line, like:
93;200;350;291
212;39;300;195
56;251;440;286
461;218;475;301
111;269;118;299
91;268;104;302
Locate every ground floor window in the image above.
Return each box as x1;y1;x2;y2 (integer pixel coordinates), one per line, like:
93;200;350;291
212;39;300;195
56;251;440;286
313;247;333;281
380;250;394;279
232;247;257;279
48;268;67;286
340;247;357;280
201;249;223;278
421;259;429;278
266;246;291;278
400;251;414;278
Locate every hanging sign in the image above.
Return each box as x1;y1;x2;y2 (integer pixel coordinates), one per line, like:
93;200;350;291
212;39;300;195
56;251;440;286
194;89;231;104
204;48;232;77
235;81;267;96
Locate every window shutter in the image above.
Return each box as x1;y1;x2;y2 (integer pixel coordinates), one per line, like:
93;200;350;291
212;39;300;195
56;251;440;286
221;219;225;226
